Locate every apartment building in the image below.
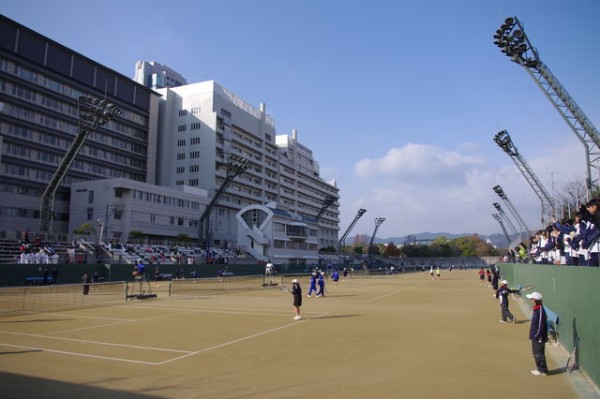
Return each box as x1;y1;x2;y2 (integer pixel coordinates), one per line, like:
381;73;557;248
155;81;340;250
0;15;160;238
133;61;187;90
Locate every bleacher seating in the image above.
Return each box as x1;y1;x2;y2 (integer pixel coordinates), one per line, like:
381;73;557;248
0;238;88;265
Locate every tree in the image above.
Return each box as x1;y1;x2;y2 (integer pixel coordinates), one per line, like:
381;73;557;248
73;223;94;236
352;233;369;246
383;242;401;257
398;235;499;257
452;235;498;257
430;236;457;257
555;178;588;219
175;233;192;245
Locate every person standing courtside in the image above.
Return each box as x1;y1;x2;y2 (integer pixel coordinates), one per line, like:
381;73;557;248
82;270;90;295
527;292;549;376
290;279;302;320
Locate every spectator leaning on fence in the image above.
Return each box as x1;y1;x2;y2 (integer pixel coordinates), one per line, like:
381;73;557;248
527;291;549;376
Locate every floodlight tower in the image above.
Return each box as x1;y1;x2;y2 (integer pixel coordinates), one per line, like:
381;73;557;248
492;213;511;248
493;202;519;237
368;217;386;257
316;195;337;221
197;154;251;248
494;130;556;225
493;16;600;199
39;95;121;234
493;185;531;237
338;208;366;254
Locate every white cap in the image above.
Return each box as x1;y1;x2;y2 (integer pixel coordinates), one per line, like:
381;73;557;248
526;292;543;300
290;279;298;283
500;280;508;285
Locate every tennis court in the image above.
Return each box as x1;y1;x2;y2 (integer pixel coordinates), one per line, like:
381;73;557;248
0;270;593;398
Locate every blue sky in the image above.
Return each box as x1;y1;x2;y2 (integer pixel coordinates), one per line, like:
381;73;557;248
2;0;599;240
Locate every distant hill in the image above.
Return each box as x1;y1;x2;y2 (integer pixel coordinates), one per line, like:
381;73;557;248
373;232;518;249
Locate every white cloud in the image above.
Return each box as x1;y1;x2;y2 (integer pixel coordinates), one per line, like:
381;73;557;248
340;140;586;239
354;144;485;187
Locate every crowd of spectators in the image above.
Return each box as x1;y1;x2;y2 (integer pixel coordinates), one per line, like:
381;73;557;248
507;199;600;266
15;230;61;264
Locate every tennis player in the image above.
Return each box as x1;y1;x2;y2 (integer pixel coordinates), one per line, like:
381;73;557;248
496;280;518;323
307;272;317;297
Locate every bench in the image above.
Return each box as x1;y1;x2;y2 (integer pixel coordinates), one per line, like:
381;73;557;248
545;307;559;344
23;276;53;285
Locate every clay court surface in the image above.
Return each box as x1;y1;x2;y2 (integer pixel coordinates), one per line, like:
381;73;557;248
0;270;593;398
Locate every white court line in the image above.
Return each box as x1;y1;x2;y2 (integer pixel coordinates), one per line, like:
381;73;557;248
0;307;326;365
0;331;192;354
156;318;313;365
0;342;163;365
364;289;403;303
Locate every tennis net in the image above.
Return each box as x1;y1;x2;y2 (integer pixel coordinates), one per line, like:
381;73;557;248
169;275;281;296
0;281;127;314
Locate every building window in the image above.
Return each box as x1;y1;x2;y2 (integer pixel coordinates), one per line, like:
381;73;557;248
176;166;185;174
178;109;188;116
177;153;185;160
177;139;186;146
191;107;201;114
178;125;187;132
88;191;94;204
191;122;201;130
87;207;93;220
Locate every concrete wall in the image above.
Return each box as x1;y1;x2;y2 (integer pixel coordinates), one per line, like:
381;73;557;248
498;263;599;389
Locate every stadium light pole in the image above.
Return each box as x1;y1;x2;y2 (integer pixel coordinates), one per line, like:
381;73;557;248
368;217;386;258
338;208;367;254
493;16;600;199
39;95;121;235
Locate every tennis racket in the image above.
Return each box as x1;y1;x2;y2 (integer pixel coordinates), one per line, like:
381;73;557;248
566;337;579;373
514;284;534;296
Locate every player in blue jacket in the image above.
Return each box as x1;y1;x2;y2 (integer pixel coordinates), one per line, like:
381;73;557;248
307;272;318;297
527;291;549;376
316;271;325;297
495;280;518;323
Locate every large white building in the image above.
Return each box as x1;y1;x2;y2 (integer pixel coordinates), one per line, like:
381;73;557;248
68;178;210;245
134;61;187;90
155;80;340;250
